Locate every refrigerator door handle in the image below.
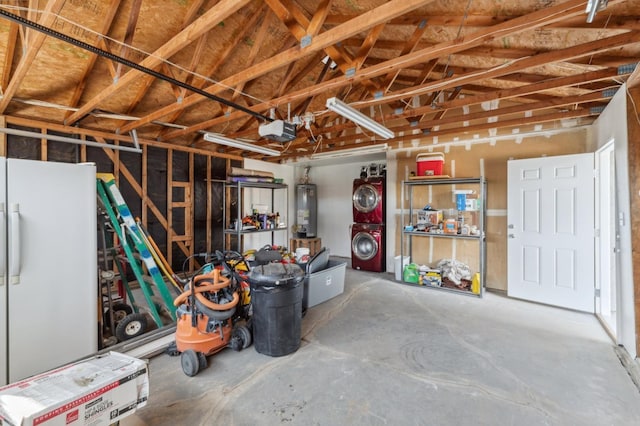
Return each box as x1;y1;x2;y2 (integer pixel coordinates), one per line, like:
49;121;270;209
0;202;5;284
9;203;20;284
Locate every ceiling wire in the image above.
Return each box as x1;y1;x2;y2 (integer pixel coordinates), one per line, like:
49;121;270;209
441;0;473;79
587;12;612;66
626;84;640;127
0;4;271;111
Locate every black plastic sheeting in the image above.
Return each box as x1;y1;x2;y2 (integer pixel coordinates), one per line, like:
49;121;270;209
5;125;228;273
146;146;168;263
6;125;41;159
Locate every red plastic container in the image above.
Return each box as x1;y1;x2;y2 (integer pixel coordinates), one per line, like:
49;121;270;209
416;153;444;176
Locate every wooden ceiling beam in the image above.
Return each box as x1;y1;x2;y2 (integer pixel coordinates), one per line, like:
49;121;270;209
399;109;596;143
377;31;638;108
418;86;462;125
63;0;122;121
316;68;619;141
123;0;214;117
379;19;429;92
64;0;253;125
155;5;266;139
418;91;609;132
128;0;434;135
114;0;143;82
181;38;208;94
277;108;597;161
157;0;625;141
306;0;333;37
291;57;332;119
323;13;639;31
296;89;602;149
281;1;626;107
438;68;624;110
230;13;274;103
389;69;623;126
322;108;595;150
352;23;386;73
0;0;66;113
161;63;184;100
0;16;19;91
3;115;239;160
274;53;318;97
263;0;359;92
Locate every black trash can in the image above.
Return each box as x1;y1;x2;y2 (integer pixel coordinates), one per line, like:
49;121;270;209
249;262;305;357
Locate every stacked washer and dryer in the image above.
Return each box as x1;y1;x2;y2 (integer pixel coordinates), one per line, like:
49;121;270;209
351;164;386;272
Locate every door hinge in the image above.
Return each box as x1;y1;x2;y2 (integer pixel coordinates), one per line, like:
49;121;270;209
594;288;601;298
593;169;599;179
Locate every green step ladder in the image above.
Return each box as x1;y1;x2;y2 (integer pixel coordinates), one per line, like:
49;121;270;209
96;174;176;328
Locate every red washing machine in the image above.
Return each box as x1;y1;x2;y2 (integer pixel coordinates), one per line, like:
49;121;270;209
352;177;385;224
351;223;385;272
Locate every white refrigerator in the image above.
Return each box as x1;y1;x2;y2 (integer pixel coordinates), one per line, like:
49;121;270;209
0;158;97;385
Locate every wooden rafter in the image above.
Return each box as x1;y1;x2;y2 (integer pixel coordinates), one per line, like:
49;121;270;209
119;0;435;133
114;0;143;82
379;19;430;93
64;0;253;125
0;0;66;113
156;4;268;139
125;0;212;117
0;1;19;91
152;0;620;141
384;31;639;107
63;0;122;120
0;0;637;161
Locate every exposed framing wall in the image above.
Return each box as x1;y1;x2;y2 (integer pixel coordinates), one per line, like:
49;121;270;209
1;116;240;273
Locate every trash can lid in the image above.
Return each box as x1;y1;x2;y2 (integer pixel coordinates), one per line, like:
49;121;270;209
249;262;304;287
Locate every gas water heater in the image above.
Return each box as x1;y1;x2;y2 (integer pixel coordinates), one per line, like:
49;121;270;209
295;184;317;237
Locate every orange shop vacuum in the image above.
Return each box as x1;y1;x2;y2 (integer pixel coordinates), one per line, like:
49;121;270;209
169;263;251;377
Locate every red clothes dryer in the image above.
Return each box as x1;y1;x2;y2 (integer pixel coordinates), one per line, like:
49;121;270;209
351;223;385;272
352;177;385;224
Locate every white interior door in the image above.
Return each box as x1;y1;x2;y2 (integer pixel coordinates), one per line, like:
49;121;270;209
507;153;595;312
595;142;616;335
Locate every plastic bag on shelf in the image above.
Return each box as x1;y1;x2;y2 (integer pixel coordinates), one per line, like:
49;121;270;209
436;259;472;285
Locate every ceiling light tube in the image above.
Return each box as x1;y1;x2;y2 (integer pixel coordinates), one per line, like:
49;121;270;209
326;97;395;139
203;133;280;156
311;143;388;160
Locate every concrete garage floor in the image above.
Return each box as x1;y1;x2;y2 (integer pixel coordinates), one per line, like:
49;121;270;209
122;261;640;425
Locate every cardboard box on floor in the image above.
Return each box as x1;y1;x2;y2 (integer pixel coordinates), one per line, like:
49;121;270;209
0;352;148;426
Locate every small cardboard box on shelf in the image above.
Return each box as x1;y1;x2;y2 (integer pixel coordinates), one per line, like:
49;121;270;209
417;209;443;225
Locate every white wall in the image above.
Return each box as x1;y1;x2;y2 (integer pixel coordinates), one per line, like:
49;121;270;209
292;160;387;259
242;159;295;250
590;84;636;359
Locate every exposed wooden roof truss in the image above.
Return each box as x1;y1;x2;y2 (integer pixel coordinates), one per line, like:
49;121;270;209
0;0;638;161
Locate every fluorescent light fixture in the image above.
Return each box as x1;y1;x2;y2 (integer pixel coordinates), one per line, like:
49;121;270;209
311;143;388;160
585;0;608;23
203;133;280;156
326;97;395;139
